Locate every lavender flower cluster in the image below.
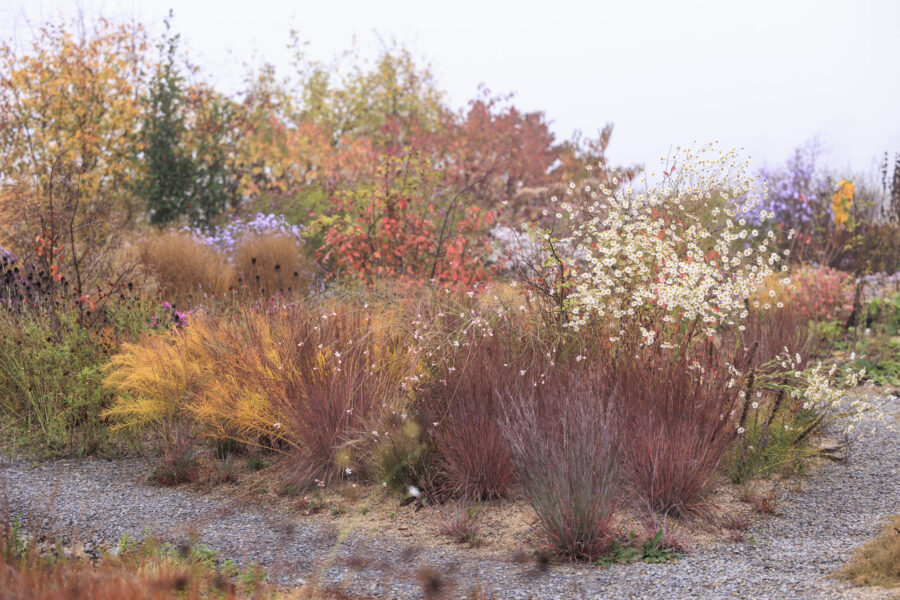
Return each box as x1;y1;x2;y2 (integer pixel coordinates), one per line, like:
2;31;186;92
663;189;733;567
749;139;833;229
188;213;305;254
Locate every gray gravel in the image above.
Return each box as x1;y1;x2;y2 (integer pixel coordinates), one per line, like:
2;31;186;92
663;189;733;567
2;394;898;599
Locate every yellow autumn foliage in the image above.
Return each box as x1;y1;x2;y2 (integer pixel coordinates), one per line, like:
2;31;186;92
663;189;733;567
102;333;212;431
832;179;854;227
0;20;147;222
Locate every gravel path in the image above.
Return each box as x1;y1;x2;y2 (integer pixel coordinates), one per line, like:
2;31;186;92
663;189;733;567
2;394;898;599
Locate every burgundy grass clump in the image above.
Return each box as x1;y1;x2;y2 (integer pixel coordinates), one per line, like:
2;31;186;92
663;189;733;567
618;346;744;518
266;306;412;490
149;416;201;486
438;502;483;545
421;324;527;500
725;300;814;368
503;370;620;561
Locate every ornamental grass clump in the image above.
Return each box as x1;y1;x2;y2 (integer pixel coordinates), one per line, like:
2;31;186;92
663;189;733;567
138;230;234;309
188;303;415;489
618;344;746;517
415;302;538;500
232;231;314;297
104;300;417;490
503;369;620;561
838;515;900;588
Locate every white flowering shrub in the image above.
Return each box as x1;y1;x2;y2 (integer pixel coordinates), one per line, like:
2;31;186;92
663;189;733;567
529;145;793;345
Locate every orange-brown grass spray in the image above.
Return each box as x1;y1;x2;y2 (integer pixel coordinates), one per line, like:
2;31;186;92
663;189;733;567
138;230;234;308
233;232;314;297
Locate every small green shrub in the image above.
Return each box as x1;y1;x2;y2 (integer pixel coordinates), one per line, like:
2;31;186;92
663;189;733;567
0;309;111;456
368;415;432;494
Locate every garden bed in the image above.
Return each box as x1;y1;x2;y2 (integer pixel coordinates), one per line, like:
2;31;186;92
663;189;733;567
3;389;896;599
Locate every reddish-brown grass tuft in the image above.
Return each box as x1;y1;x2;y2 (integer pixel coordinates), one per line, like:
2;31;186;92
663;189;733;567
618;345;744;518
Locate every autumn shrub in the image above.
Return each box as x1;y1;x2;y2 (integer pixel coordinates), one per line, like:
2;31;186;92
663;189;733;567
317;153;497;290
503;370;620;561
776;265;855;324
618;345;744;517
232;232;313;297
138;230;234;308
522;146;790;359
0;19;147;224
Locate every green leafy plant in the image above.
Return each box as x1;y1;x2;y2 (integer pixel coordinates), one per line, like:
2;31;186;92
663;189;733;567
246;456;271;471
0;308;112;456
596;529;685;567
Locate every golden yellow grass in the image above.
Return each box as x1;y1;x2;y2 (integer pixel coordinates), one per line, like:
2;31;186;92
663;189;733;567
103;300;417;484
838;515;900;588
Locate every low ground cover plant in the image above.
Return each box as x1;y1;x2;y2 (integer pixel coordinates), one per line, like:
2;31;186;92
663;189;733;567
596;528;686;568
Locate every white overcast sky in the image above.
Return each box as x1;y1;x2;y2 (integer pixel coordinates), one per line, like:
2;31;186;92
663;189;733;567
3;0;899;174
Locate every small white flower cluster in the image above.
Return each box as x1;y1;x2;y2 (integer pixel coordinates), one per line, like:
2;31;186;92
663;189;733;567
800;362;892;436
536;145;791;339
